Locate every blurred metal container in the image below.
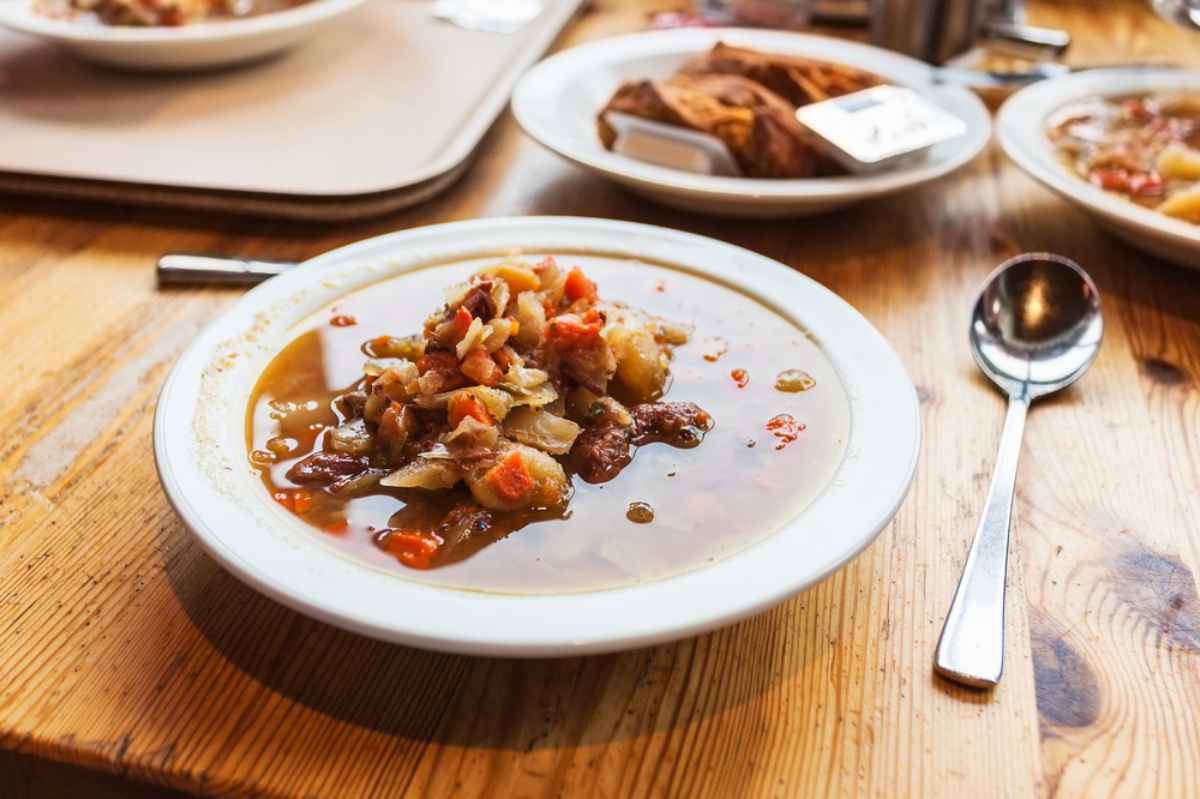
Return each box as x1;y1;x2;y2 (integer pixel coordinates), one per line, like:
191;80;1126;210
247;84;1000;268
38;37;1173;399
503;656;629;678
870;0;1069;64
702;0;814;28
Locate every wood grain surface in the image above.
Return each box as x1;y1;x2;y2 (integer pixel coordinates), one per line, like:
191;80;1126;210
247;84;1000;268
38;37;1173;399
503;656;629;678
2;1;1199;797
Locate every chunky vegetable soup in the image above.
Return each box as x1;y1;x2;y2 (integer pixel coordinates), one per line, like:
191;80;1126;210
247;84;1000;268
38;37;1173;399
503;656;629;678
247;255;850;593
1048;93;1200;224
35;0;309;27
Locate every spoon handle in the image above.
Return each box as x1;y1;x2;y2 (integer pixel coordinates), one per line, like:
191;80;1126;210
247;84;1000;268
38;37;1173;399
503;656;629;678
935;395;1029;688
157;254;295;286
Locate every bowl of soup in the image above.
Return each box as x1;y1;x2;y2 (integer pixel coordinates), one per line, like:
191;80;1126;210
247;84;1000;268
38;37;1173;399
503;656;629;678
998;68;1200;270
0;0;364;69
154;216;920;655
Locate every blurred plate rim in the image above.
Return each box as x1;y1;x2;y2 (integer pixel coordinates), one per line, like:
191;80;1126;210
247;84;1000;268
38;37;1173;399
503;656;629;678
511;27;992;209
0;0;365;43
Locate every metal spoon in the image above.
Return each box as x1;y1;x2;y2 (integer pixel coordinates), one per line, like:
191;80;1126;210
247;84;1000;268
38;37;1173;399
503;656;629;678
934;253;1103;689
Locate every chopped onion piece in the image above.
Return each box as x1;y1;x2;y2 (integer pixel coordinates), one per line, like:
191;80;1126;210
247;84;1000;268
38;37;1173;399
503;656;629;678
500;364;549;391
504;407;581;454
488;280;511;321
445;416;500;449
443;281;471;308
380;459;462;490
328;418;374;455
456;317;487;360
508;382;559;409
515;291;546;347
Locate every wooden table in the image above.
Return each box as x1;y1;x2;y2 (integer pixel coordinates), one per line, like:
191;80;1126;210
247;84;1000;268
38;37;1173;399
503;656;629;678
2;1;1199;796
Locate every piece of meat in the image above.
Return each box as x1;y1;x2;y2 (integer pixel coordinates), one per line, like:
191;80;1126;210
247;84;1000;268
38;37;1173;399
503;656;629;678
679;42;881;107
437;502;494;551
569;422;633;484
631;401;714;449
286;452;370;485
599;77;754;163
459;283;497;322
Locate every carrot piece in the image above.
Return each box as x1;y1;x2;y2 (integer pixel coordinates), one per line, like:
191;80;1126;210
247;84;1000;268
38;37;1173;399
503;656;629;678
272;491;294;511
564;266;597;302
452;305;474;339
448;391;493;428
460;347;502;386
487;451;535;503
384;531;442;569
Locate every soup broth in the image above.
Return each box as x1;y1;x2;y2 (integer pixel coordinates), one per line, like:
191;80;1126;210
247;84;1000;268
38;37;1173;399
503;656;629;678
247;255;850;594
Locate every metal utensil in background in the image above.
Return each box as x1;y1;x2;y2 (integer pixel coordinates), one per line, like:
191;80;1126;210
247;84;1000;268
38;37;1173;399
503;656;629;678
934;254;1103;688
1152;0;1200;31
157;254;295;286
701;0;815;28
870;0;1069;65
933;60;1182;90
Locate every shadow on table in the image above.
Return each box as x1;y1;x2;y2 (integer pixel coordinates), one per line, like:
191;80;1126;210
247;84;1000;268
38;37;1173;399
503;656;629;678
159;520;838;751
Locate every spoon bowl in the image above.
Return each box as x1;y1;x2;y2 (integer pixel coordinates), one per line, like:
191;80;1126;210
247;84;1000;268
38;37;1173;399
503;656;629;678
970;253;1103;399
935;253;1102;688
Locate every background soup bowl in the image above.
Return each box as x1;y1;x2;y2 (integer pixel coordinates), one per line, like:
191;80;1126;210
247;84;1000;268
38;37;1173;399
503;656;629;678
998;68;1200;271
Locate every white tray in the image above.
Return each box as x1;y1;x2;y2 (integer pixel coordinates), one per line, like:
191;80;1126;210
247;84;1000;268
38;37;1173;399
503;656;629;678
0;0;582;219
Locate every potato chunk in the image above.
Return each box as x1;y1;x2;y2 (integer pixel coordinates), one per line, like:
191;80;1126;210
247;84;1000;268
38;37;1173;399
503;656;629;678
1157;144;1200;180
608;324;667;402
465;444;569;511
1158;187;1200;222
514;291;546;348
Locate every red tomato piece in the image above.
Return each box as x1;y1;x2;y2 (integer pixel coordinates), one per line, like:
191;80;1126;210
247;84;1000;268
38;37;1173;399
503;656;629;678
564;267;598;302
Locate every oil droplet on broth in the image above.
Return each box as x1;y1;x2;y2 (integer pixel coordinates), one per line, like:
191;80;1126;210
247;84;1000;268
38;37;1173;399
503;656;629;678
626;502;655;524
775;369;816;392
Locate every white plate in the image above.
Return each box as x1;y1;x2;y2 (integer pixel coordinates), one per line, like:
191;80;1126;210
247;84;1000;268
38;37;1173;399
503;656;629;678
154;217;920;656
511;28;991;218
997;69;1200;271
0;0;364;70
